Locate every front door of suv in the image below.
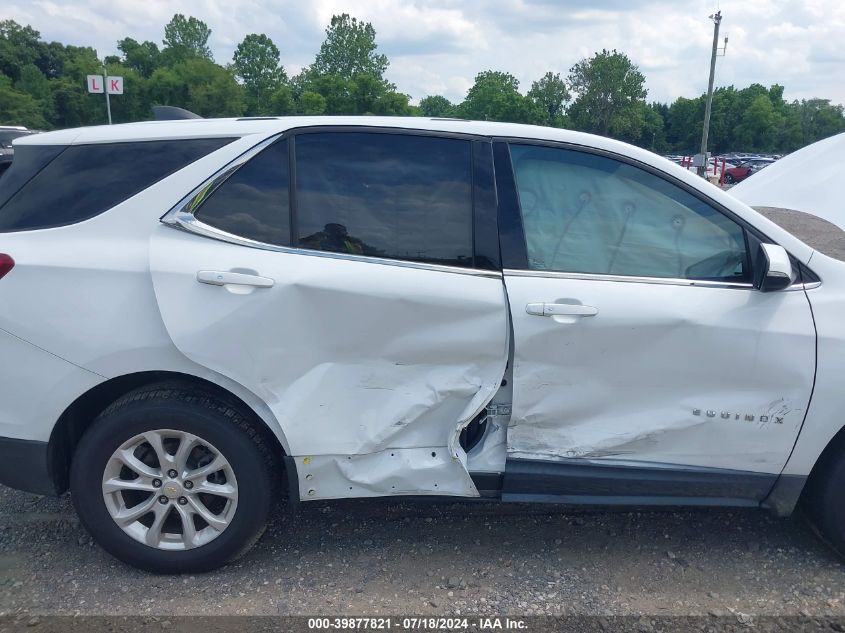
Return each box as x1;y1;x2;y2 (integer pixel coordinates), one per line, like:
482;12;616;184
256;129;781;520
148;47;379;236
151;130;508;499
497;142;815;502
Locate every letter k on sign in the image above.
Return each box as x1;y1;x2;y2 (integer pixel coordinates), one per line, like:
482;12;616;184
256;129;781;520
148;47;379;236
106;76;124;95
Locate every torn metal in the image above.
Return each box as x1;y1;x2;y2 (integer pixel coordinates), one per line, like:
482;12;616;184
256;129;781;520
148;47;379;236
151;228;510;498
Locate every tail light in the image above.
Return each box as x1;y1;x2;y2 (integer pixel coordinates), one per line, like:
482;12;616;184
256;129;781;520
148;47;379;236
0;254;14;280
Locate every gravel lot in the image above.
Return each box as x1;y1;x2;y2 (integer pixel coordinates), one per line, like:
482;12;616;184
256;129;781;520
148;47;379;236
2;484;845;619
2;207;845;623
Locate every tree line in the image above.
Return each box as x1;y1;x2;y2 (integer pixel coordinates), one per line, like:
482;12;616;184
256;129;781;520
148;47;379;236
1;14;843;154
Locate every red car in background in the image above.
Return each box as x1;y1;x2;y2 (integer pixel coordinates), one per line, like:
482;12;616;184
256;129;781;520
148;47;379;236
722;158;776;184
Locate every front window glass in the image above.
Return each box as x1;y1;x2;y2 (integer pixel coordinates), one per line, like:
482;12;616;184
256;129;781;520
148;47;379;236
510;144;750;282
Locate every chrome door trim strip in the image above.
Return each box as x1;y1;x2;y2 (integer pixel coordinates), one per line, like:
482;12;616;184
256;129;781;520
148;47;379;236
504;268;755;289
503;268;817;291
168;213;502;278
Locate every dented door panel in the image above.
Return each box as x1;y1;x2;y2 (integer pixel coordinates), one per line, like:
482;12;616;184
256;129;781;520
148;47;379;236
504;274;815;473
150;226;509;497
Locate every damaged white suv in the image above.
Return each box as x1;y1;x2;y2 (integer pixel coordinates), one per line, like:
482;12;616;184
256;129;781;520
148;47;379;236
1;117;843;572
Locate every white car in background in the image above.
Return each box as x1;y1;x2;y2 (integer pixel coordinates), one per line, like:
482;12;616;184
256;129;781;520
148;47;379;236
1;117;844;573
0;126;38;178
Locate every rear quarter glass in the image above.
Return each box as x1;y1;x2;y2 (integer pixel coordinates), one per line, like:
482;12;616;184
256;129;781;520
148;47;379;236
0;138;236;233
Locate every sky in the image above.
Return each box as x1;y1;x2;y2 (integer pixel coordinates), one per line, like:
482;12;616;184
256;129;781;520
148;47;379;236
4;0;845;105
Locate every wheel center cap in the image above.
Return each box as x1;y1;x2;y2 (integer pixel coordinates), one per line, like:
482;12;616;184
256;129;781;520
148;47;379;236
163;481;183;499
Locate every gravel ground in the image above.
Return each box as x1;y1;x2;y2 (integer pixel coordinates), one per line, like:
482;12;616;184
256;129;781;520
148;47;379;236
2;485;845;618
2;207;844;622
754;206;845;261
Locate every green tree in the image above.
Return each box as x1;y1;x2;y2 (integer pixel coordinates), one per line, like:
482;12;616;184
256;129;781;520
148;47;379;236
419;95;455;117
291;14;409;116
162;14;212;63
458;70;541;123
35;41;70;79
527;71;570;127
47;44;108;127
635;102;667;151
232;33;286;115
303;73;355;114
734;94;779;151
149;58;244;117
269;84;294;114
0;74;49;127
298;91;326;115
792;98;845;146
117;38;160;77
372;90;412;115
567;49;647;138
103;62;149;123
665;96;703;152
15;63;50;100
310;14;388;80
0;20;43;81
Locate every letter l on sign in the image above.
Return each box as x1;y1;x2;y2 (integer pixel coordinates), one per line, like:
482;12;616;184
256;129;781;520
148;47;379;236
86;75;104;93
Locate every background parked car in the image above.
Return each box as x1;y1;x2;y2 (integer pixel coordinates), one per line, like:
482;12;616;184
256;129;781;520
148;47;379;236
0;126;39;178
722;157;776;184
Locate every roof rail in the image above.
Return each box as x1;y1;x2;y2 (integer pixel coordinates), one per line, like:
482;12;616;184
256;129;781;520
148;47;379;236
152;106;203;121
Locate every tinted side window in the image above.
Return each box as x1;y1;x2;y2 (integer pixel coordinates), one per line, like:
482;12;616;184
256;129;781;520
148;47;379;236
510;144;750;282
294;132;473;267
0;145;65;207
0;138;234;232
195;139;290;246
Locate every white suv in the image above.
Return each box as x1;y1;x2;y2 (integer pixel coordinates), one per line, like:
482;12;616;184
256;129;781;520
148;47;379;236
1;117;843;573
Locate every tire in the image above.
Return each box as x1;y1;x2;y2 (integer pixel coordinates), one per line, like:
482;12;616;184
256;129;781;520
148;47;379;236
804;448;845;556
70;384;275;573
724;173;735;184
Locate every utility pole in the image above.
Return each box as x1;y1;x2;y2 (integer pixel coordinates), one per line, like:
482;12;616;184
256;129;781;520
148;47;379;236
697;11;727;177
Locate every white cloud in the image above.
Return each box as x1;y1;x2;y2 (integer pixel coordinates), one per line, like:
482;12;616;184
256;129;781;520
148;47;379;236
3;0;844;105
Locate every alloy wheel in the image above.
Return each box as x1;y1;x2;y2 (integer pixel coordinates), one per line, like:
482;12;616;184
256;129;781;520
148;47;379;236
101;429;238;550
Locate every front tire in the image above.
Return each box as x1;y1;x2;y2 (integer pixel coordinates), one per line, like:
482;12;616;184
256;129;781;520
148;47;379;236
70;385;275;573
724;173;735;184
804;447;845;557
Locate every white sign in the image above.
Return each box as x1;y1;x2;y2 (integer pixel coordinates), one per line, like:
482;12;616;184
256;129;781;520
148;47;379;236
86;75;103;93
106;76;124;95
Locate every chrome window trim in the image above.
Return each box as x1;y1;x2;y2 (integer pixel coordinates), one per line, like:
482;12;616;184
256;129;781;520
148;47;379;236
504;268;816;291
162;133;281;223
504;268;755;289
161;133;501;280
168;212;501;278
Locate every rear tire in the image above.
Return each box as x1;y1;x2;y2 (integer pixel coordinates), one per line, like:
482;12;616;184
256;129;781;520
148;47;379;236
70;384;275;573
724;173;735;184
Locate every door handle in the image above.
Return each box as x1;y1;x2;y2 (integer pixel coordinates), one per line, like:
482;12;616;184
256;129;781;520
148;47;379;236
526;302;598;317
197;270;275;288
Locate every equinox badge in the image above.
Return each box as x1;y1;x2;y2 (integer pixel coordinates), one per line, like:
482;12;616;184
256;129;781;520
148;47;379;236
693;409;784;424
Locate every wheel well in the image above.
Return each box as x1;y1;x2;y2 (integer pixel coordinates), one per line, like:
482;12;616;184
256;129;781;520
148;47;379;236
48;371;286;494
803;424;845;498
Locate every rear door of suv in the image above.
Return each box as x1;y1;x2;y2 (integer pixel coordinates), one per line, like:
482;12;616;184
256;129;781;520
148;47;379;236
150;128;509;498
